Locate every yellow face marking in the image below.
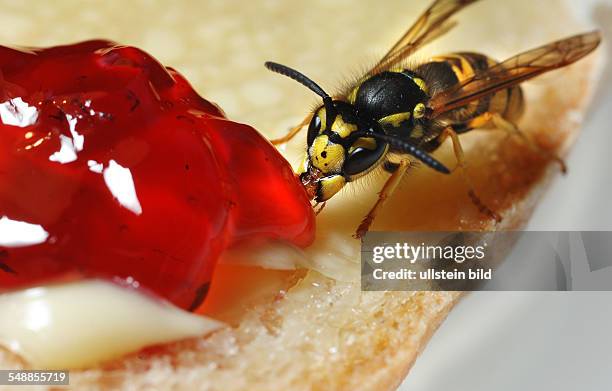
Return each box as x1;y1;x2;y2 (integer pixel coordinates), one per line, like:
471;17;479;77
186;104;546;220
332;115;358;138
318;175;346;201
413;103;426;119
309;135;345;174
379;112;411;128
317;107;327;131
413;78;428;94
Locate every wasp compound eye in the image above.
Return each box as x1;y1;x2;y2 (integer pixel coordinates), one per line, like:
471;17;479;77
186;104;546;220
344;138;388;177
307;114;321;146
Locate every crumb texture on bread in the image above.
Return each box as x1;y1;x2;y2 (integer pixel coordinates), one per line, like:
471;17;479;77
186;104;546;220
68;276;460;391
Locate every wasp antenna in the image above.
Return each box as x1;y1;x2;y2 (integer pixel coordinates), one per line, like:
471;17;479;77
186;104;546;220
265;61;331;101
369;133;450;174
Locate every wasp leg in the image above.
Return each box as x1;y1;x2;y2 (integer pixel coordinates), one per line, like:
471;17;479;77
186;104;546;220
314;201;327;215
354;159;411;239
440;127;502;223
270;114;313;145
474;112;567;173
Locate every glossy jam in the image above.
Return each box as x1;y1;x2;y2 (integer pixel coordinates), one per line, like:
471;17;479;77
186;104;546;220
0;40;315;310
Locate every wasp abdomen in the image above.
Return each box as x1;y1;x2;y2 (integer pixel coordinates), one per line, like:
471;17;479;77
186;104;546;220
420;53;524;132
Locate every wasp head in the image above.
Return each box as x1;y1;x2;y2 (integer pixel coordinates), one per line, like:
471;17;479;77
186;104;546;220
265;61;451;203
299;100;389;202
265;61;388;202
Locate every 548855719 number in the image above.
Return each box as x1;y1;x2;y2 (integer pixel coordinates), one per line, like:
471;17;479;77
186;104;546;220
0;370;69;385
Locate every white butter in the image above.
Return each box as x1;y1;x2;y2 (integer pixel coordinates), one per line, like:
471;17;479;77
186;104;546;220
0;280;223;369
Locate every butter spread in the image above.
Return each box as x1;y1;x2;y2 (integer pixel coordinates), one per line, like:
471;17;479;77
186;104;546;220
0;280;223;369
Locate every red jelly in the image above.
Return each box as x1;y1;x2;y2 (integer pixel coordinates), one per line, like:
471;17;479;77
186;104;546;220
0;40;315;310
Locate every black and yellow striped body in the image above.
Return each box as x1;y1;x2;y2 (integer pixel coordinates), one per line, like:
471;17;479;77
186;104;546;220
345;52;524;160
297;53;526;201
418;52;524;137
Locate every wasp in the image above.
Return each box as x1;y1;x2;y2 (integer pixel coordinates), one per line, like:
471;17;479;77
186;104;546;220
265;0;601;238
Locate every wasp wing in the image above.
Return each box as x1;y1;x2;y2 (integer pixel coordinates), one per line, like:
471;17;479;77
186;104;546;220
428;31;601;117
367;0;478;76
271;0;477;144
